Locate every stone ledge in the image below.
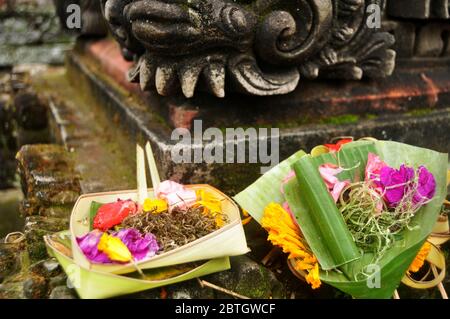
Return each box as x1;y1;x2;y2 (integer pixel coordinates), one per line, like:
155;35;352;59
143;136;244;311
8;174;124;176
82;39;450;131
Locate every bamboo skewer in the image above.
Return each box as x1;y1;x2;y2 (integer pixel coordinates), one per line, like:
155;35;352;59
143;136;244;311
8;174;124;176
431;265;448;299
393;290;400;299
136;144;148;204
197;278;250;299
145;141;161;197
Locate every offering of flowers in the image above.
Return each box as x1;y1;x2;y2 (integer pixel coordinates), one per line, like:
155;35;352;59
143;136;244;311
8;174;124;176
71;143;249;274
235;139;448;298
76;180;229;265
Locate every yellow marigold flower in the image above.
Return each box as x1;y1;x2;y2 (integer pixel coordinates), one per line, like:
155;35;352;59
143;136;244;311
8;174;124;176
262;202;321;289
196;190;222;212
215;215;225;228
408;241;432;273
97;233;132;263
143;198;168;214
195;189;225;227
305;263;321;289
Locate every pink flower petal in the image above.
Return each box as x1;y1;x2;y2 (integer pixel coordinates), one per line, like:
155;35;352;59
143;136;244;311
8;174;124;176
319;164;344;188
330;181;350;203
280;170;296;194
155;180;185;197
156;180;197;210
319;164;350;203
166;190;197;210
365;153;387;183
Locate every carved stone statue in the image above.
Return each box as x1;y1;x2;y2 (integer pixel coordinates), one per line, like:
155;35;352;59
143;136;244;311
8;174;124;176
100;0;396;98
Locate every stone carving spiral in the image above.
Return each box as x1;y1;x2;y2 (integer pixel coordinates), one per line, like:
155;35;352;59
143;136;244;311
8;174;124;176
100;0;396;98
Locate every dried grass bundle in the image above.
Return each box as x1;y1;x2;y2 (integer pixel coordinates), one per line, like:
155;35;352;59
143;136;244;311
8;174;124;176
121;205;228;253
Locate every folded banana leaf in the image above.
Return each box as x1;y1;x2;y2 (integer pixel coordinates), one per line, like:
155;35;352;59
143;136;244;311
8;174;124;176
45;231;231;299
235;140;448;299
234;150;307;222
290;157;361;271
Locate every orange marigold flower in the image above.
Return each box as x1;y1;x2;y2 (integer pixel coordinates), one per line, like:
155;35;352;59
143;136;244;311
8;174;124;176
262;202;321;289
305;263;321;289
408;241;432;273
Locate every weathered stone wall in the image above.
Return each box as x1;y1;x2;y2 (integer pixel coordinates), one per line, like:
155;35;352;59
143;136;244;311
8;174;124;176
17;144;80;261
0;0;74;67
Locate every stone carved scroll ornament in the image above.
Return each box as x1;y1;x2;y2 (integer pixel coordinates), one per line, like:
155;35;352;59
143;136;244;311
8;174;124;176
100;0;396;98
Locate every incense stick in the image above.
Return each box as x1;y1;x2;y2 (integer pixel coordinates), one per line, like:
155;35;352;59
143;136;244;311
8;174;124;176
393;290;400;299
197;278;250;299
136;144;148;204
145;141;161;197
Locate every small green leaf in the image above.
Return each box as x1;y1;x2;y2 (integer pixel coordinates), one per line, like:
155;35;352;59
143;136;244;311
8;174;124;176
89;201;103;230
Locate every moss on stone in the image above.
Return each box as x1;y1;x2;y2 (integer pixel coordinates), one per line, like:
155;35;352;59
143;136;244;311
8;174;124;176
407;108;433;117
320;114;360;125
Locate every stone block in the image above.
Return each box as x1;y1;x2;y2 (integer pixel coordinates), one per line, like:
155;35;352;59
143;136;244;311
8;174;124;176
0;281;26;299
23;273;48;299
387;0;450;19
13;90;48;131
416;23;450;57
49;285;77;299
167;280;215;299
0;243;20;283
388;0;431;19
20;199;72;218
204;255;286;299
29;258;61;279
16;144;81;205
24;216;69;262
62;46;450;196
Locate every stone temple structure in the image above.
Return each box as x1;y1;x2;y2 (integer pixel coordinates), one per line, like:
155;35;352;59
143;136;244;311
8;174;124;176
0;0;449;299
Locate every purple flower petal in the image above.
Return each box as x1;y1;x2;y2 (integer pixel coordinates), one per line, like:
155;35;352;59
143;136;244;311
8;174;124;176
379;165;415;207
413;166;436;204
114;228;160;261
378;163;436;209
76;230;111;264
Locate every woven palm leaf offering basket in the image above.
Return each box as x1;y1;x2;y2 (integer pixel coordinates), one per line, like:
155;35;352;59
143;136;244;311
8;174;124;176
235;138;449;299
45;142;249;298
